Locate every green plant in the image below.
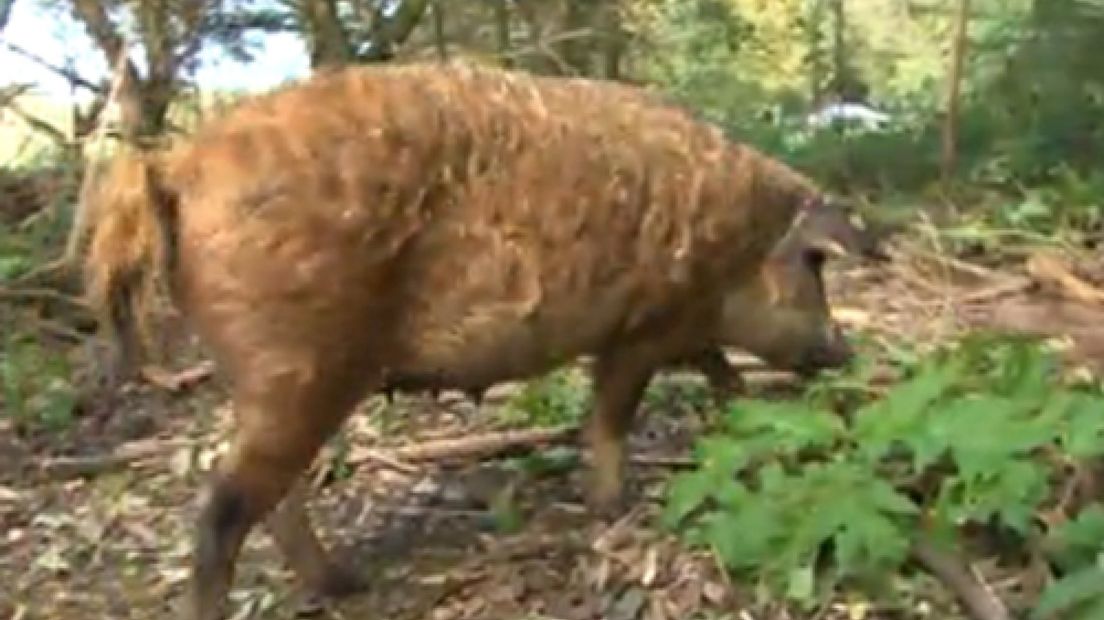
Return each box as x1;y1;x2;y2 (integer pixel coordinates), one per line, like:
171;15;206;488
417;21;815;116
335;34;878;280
643;377;714;413
1;332;77;432
662;332;1104;616
499;368;591;428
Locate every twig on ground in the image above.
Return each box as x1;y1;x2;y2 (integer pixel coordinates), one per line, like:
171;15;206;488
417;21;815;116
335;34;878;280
960;278;1033;304
911;533;1011;620
908;245;1006;283
31;317;89;342
39;437;194;480
347;448;421;474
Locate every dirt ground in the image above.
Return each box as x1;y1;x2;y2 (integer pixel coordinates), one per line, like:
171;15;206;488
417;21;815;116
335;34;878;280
3;230;1103;620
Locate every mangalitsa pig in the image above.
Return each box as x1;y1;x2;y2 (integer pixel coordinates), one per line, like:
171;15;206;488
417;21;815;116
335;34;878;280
82;61;873;620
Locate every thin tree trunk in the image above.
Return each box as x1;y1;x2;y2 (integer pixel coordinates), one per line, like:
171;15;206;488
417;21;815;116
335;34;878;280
493;0;511;67
806;0;826;104
0;0;15;33
832;0;846;100
942;0;971;188
599;1;625;80
361;0;430;62
559;0;591;76
432;0;446;61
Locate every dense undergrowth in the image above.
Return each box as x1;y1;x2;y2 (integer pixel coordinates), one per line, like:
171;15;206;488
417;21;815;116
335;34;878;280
662;333;1104;619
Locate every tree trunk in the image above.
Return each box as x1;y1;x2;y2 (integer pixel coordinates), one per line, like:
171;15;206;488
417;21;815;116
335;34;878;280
942;0;971;188
299;0;352;69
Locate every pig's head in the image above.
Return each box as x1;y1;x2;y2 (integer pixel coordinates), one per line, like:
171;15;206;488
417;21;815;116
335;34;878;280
716;199;885;377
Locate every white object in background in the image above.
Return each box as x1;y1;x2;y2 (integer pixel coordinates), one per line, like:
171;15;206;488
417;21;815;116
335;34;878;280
806;102;891;131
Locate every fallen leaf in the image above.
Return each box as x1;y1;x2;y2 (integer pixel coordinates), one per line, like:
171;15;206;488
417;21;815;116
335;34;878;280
0;485;21;503
609;587;647;620
703;581;727;605
640;546;660;588
849;599;871;620
140;361;215;392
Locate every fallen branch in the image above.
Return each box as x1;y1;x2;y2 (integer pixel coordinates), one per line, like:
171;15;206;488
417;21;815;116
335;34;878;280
0;286;89;309
911;533;1011;620
40;437;194;481
345;447;420;474
349;425;580;466
1026;251;1104;306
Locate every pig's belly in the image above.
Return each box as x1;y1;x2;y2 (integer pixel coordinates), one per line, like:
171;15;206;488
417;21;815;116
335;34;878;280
394;292;633;389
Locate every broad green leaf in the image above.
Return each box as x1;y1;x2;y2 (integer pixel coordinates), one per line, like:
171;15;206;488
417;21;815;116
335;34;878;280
786;563;817;603
1060;393;1104;459
853;357;961;463
725;399;845;455
703;501;783;572
663;470;717;528
1033;565;1104;620
1047;504;1104;572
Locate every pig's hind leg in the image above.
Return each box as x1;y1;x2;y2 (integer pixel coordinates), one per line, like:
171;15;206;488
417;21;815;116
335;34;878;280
187;354;375;620
585;350;657;518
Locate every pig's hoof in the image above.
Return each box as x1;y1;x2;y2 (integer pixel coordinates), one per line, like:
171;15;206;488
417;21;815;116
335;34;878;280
586;489;630;521
317;563;367;598
295;567;366;617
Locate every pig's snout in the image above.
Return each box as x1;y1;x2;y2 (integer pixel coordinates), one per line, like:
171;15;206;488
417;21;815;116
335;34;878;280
794;324;853;377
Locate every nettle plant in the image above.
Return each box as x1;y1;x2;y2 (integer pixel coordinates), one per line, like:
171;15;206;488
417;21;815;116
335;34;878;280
662;332;1104;618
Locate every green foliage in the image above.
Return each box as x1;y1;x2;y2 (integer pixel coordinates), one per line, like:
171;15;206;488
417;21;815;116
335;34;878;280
1;331;77;432
499;368;590;428
626;0;1104;216
662;333;1104;615
1036;506;1104;619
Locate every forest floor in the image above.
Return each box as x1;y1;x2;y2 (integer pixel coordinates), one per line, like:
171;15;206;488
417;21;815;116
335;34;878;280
3;205;1104;620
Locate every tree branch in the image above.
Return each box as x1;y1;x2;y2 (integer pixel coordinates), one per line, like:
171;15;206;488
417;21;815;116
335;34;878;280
1;42;104;93
70;0;148;141
911;533;1011;620
361;0;430;62
5;101;69;145
0;82;33;108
